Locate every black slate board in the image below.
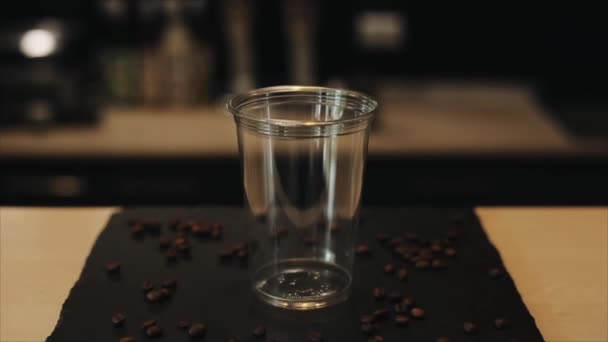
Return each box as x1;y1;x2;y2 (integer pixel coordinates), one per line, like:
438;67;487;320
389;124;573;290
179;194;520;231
48;207;544;342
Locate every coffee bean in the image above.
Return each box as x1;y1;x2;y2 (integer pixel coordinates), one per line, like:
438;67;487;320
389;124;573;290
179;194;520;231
360;314;375;324
494;318;511;329
120;337;136;342
387;291;402;303
159;288;172;299
210;223;223;239
111;313;126;327
376;233;389;243
142;320;157;331
489;267;505;278
414;259;431;270
161;279;177;289
393;303;408;314
145;325;162;338
219;247;235;259
395;314;409;327
401;296;415;308
191;223;211;237
368;336;384;342
464;322;478;334
131;224;145;238
159;237;172;250
373;308;391;321
188;323;207;337
372;287;386;300
307;331;323;342
166;248;178;261
430;243;443;253
383;264;395;274
145;289;163;302
432;259;448;270
355;244;371;256
252;324;266;337
436;337;452;342
361;323;378;335
444;247;457;257
233;241;247;251
236;249;249;260
177;320;190;329
176;221;193;233
105;262;122;274
397;268;408;280
410;307;425;319
141;280;154;293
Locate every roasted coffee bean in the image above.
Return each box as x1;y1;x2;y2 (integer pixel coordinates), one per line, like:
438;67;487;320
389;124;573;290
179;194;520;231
430;243;443;253
142;320;157;331
410;307;425;319
233;241;248;251
236;249;249;260
464;322;478;334
387;291;402;303
159;288;172;299
489;267;505;279
145;289;163;302
388;237;405;248
219;247;235;259
176;222;193;233
397;268;408;280
145;325;162;338
395;314;409;327
383;264;396;274
120;337;136;342
436;337;452;342
210;223;223;239
368;336;384;342
161;279;177;289
393;245;409;256
355;244;371;256
177;320;190;329
393;303;408;314
166;248;178;261
188;323;207;337
444;247;457;257
111;313;126;327
252;325;266;337
372;287;386;300
159;237;172;250
174;236;188;246
307;331;324;342
401;296;415;308
432;259;448;270
376;233;389;243
191;223;211;237
494;318;511;329
141;280;154;293
360;314;375;324
414;259;431;270
105;262;122;274
373;308;391;321
361;323;378;335
131;224;145;238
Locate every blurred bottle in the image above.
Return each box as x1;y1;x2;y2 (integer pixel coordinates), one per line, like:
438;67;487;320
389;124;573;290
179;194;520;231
222;0;255;93
283;0;317;85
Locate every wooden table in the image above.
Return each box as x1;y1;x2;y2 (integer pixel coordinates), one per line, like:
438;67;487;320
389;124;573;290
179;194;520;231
1;207;606;341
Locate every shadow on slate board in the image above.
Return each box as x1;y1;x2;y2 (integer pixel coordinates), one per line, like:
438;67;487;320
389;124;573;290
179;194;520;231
48;207;544;342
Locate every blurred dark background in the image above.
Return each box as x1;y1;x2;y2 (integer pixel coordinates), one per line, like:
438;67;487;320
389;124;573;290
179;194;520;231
1;0;607;205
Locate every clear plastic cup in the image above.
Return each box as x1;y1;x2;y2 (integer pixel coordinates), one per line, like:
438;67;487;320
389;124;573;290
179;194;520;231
226;86;377;310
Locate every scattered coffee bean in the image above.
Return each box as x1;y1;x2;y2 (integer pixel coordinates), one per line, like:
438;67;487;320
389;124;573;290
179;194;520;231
159;288;172;299
111;313;126;327
401;296;415;308
131;224;145;238
232;241;247;251
410;307;425;319
361;323;378;335
414;259;431;270
436;337;452;342
219;247;235;259
142;320;157;331
464;322;478;334
145;289;163;303
393;303;408;314
489;267;505;279
158;237;172;250
252;325;266;337
395;314;410;327
236;249;249;260
387;291;402;303
177;320;190;329
145;325;162;338
494;317;511;329
373;308;390;321
166;249;178;261
188;323;207;337
161;279;177;289
430;243;443;253
432;259;448;270
368;336;384;342
210;223;223;239
105;262;122;274
444;247;457;257
355;244;371;256
120;337;136;342
141;280;154;293
372;287;386;300
397;268;408;280
376;233;389;243
383;264;395;274
360;314;376;324
307;331;324;342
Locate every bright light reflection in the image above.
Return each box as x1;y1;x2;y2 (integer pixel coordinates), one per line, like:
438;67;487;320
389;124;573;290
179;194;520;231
20;29;57;58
